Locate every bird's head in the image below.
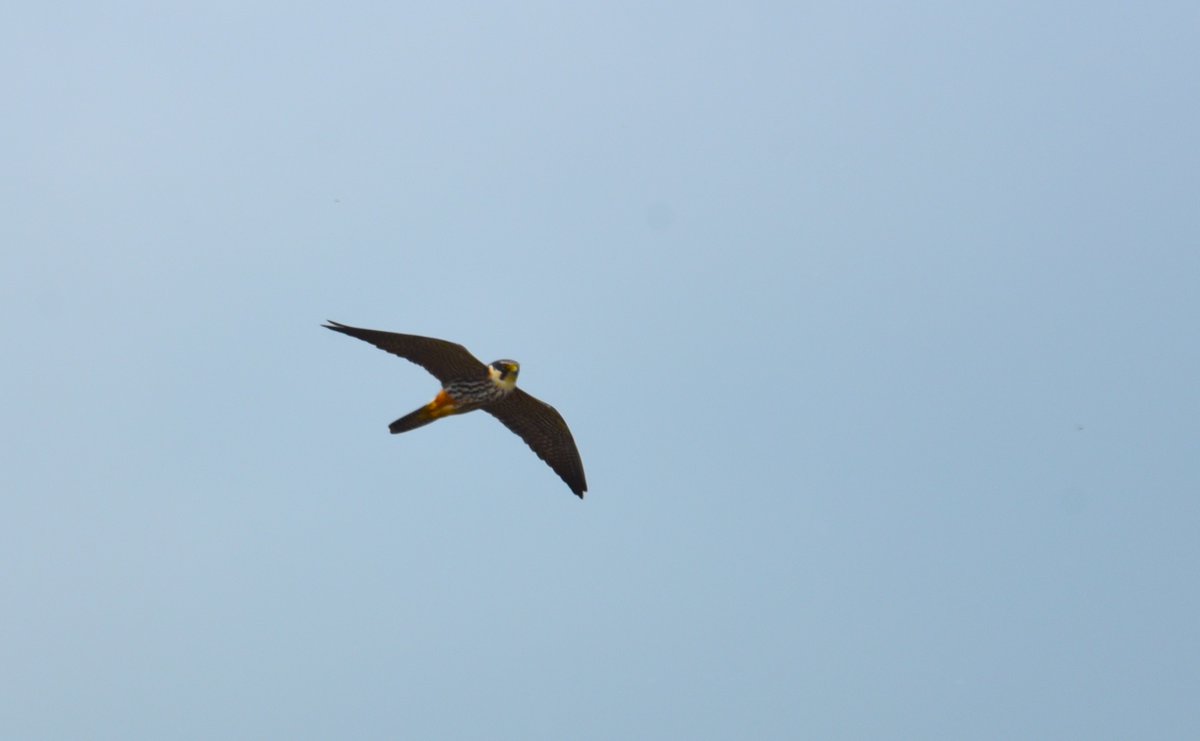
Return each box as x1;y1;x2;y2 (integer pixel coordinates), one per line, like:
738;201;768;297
488;359;520;390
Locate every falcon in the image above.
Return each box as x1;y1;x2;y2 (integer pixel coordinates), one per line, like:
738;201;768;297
324;321;588;498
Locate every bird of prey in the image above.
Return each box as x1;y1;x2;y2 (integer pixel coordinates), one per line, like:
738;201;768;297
324;321;587;498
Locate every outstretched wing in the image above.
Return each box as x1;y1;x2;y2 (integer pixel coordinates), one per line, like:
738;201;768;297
485;389;588;498
324;321;487;384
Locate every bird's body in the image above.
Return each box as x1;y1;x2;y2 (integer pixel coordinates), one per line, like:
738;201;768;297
324;321;587;498
388;370;515;433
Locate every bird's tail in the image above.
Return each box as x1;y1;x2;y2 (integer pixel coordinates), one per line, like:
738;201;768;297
389;406;437;434
389;391;460;434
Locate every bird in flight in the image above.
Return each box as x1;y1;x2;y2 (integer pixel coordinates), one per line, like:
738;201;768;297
324;321;588;498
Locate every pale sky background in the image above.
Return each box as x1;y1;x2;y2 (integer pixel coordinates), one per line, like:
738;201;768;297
3;2;1198;739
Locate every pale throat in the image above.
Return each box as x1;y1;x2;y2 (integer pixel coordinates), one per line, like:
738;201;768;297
488;364;519;392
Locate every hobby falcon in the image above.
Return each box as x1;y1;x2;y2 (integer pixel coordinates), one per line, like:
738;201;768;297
324;321;587;498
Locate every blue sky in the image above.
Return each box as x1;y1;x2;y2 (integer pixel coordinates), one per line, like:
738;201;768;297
3;2;1198;738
